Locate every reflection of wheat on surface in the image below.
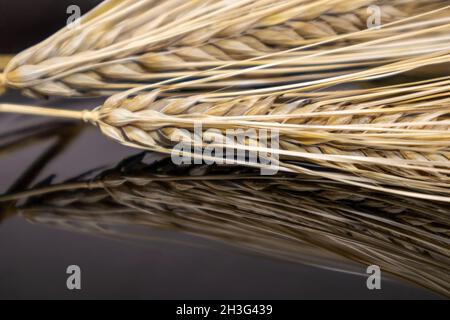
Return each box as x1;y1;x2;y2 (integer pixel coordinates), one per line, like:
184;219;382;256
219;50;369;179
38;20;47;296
1;0;449;97
0;0;448;298
5;155;448;297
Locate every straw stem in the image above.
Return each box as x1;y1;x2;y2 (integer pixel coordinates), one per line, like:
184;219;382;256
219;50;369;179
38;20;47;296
0;55;13;95
0;55;13;70
0;104;97;123
0;73;6;95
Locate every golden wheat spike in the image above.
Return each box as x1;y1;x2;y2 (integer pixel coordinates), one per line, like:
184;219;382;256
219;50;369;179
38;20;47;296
1;74;449;201
1;0;448;98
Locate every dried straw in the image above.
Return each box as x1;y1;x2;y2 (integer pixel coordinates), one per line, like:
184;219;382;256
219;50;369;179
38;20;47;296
1;0;448;97
5;155;449;297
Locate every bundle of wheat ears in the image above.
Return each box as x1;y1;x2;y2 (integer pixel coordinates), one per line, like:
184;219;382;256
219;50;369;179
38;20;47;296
0;0;449;200
1;155;448;296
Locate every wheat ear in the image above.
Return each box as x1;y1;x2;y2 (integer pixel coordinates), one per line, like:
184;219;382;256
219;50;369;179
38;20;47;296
1;75;449;201
2;0;448;97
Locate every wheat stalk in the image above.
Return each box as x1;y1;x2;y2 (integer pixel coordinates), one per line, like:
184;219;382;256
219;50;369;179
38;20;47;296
1;0;448;97
4;155;448;296
1;75;449;201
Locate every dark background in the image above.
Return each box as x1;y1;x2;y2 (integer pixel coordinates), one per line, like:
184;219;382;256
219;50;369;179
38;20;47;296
0;0;443;300
0;0;103;53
